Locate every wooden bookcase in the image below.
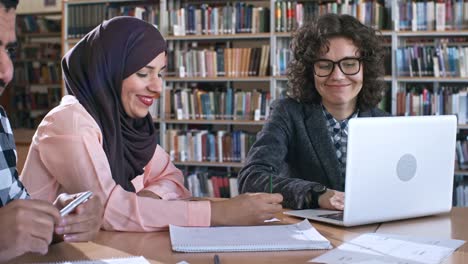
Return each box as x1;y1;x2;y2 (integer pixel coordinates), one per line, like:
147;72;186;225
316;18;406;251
9;11;62;129
61;0;468;201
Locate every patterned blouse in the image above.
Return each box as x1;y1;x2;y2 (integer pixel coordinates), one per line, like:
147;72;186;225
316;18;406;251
322;105;358;188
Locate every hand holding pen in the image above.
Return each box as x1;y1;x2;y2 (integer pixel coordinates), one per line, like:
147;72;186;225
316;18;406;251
214;254;221;264
270;175;273;193
59;191;93;216
54;191;103;242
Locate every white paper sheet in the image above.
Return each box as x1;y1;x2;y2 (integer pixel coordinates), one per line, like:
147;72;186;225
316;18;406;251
311;233;465;264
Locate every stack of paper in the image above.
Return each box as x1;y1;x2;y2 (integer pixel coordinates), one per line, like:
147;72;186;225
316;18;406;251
312;233;465;264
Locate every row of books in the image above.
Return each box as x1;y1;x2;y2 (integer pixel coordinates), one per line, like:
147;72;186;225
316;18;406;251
168;3;270;36
13;61;61;84
396;43;468;78
454;176;468;207
16;43;60;61
168;88;271;121
167;45;270;78
276;47;292;76
9;111;44;129
456;139;468;170
166;0;391;36
165;129;256;163
397;0;468;31
10;86;61;129
186;173;239;198
13;86;61;112
275;0;391;32
17;15;60;34
396;85;468;122
148;98;160;119
168;40;389;79
67;3;159;38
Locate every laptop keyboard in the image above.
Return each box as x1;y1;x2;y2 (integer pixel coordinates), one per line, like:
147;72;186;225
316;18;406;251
318;212;344;221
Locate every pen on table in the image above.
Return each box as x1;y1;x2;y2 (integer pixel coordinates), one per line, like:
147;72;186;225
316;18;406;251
269;175;272;193
214;254;220;264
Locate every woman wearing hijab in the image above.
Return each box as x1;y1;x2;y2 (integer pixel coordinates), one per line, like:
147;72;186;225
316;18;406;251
20;17;283;232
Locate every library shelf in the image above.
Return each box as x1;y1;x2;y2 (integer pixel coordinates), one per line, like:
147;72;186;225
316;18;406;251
166;33;271;41
173;161;244;168
162;119;267;125
163;76;271;82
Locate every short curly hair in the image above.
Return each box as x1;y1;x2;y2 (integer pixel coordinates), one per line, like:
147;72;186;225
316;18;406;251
287;13;386;110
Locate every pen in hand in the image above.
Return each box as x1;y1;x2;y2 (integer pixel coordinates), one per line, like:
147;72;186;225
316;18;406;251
214;254;220;264
269;175;272;193
60;191;93;217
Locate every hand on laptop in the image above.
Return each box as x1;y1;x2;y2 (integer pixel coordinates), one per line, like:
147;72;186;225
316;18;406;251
318;189;344;210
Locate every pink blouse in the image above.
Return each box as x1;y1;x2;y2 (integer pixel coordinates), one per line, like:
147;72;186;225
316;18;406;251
20;95;211;232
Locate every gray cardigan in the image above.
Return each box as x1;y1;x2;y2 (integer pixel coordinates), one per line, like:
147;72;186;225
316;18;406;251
238;98;389;209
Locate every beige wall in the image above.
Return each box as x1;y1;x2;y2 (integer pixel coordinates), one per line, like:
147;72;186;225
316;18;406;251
16;0;62;14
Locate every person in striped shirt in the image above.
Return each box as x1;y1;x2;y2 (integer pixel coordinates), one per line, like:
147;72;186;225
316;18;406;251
0;0;103;262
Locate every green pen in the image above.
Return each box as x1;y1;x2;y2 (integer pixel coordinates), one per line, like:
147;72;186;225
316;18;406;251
269;175;272;193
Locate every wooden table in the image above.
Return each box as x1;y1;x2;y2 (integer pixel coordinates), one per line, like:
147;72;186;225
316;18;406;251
12;208;468;264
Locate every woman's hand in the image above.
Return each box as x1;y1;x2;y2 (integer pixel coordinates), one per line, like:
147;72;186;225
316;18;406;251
53;192;103;242
318;189;344;210
210;193;283;226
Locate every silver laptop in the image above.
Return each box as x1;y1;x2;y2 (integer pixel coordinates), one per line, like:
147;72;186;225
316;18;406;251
284;115;457;227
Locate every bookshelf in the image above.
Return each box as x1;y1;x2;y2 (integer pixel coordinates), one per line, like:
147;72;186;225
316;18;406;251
61;0;468;201
9;11;62;128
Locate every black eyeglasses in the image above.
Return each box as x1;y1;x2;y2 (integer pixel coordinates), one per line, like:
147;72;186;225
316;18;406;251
313;57;362;77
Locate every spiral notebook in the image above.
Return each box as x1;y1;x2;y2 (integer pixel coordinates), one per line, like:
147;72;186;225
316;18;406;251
169;219;332;252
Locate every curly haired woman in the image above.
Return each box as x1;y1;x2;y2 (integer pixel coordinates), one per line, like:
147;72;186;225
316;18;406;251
238;13;389;210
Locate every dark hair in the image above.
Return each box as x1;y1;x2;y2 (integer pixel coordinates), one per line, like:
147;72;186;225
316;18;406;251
287;13;386;110
0;0;18;10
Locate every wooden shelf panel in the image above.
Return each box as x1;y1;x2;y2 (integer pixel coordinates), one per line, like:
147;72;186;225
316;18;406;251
274;30;392;37
163;76;271;82
455;170;468;176
161;119;266;125
14;82;61;87
64;0;145;4
66;38;81;44
165;33;270;40
273;76;287;81
17;11;61;16
273;75;392;81
14;58;59;63
173;161;244;168
160;119;468;129
396;30;468;37
396;77;468;83
19;32;61;38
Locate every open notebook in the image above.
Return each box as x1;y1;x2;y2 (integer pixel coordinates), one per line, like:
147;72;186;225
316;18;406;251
169;219;332;252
